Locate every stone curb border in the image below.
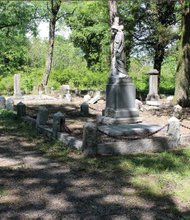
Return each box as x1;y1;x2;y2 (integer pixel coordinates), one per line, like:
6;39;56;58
21;115;82;150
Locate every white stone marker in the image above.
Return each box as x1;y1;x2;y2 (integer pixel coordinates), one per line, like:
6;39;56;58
146;69;160;106
14;74;22;98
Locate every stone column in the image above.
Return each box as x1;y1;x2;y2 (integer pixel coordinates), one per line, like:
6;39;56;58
14;74;22;98
36;107;48;126
146;69;160;106
82;122;97;156
52;112;65;137
16;102;26;117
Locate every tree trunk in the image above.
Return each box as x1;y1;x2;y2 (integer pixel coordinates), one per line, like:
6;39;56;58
108;0;117;25
174;2;190;107
42;0;61;87
153;43;165;89
42;17;56;86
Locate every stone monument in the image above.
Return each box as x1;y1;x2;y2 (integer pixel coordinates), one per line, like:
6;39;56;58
101;17;139;124
146;69;160;106
14;74;22;99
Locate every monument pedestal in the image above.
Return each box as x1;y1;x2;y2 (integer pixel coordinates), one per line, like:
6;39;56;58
146;69;160;106
99;76;140;124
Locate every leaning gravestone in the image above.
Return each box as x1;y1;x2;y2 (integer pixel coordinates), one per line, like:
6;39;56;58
6;98;14;111
0;96;6;109
88;91;101;104
14;74;22;98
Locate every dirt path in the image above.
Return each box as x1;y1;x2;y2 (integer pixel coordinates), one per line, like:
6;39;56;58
0;131;189;219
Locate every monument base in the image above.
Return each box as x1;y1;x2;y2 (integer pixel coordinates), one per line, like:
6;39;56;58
97;115;142;125
103;76;140;124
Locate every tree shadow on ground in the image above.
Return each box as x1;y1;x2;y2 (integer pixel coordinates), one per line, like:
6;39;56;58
0;141;190;219
0;111;190;219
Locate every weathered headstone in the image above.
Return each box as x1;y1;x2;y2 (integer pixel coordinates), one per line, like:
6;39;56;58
82;122;97;156
36;107;48;126
14;74;22;98
167;116;180;146
146;69;160;106
53;112;65;137
16;102;26;117
6;98;14;111
80;102;89;116
60;85;70;98
0;96;6;109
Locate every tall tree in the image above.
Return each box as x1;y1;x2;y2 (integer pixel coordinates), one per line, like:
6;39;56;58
130;0;178;86
42;0;62;87
108;0;117;25
64;1;110;72
174;0;190;106
0;1;37;77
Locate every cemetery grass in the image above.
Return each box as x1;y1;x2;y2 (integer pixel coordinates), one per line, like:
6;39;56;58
0;109;190;218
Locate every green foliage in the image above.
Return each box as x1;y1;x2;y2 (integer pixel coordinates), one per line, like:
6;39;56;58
0;74;14;95
160;55;176;94
51;67;107;90
63;1;110;72
128;55;176;96
128;57;149;93
0;1;38;91
28;38;47;68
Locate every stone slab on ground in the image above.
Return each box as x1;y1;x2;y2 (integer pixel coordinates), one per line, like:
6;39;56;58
98;123;163;136
146;100;161;106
